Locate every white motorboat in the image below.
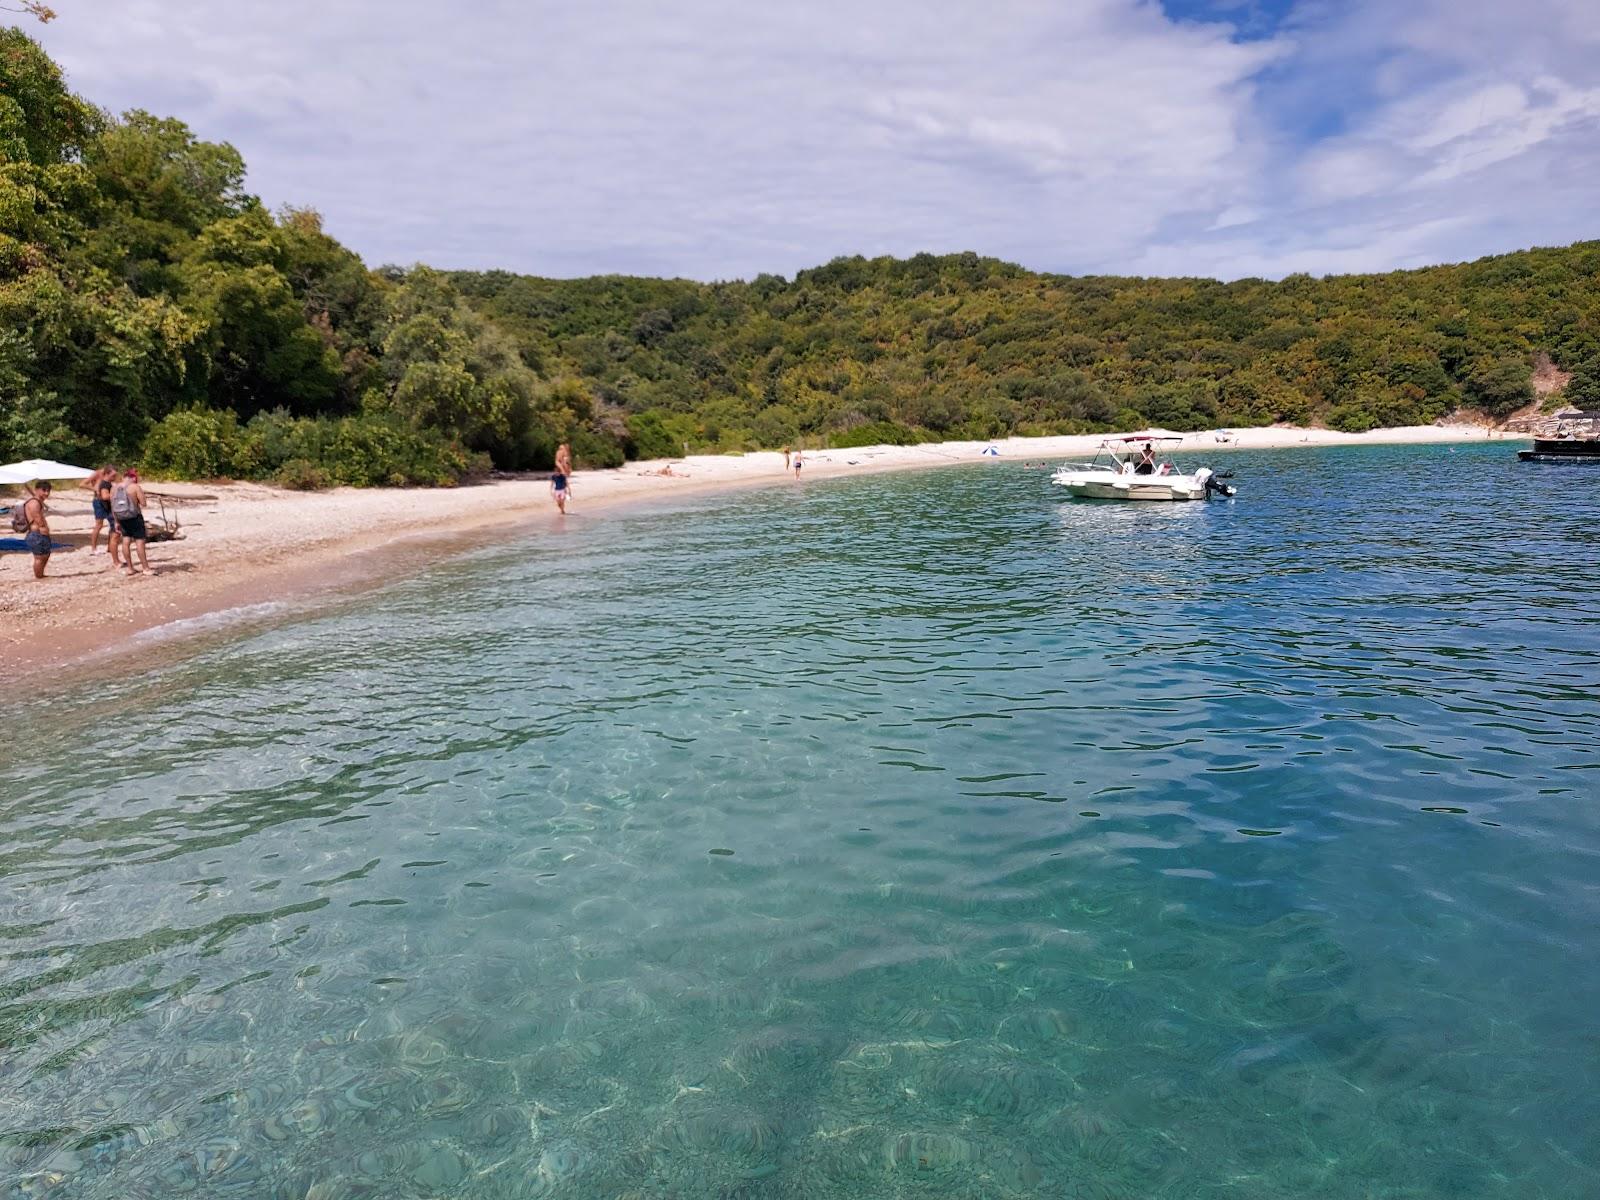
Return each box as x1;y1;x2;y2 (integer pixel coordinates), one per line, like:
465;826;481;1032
1051;432;1237;502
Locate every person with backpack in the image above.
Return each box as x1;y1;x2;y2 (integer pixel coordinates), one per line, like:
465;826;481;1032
110;469;150;576
10;481;53;579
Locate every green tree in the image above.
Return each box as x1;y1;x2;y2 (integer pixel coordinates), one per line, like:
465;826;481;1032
1462;357;1534;417
176;207;342;415
1563;357;1600;409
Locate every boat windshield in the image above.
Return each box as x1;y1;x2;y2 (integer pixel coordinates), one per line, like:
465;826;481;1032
1096;436;1185;474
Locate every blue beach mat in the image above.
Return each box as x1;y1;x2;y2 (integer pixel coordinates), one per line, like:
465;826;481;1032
0;537;72;552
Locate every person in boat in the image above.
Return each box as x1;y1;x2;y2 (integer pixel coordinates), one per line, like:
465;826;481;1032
1134;443;1157;475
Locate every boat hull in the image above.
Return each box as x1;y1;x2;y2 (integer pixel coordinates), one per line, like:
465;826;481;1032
1053;473;1208;501
1519;440;1600;462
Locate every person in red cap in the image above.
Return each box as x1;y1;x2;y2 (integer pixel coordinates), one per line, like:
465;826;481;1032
110;469;150;575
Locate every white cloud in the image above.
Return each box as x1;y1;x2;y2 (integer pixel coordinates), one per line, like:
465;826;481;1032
1137;0;1600;278
36;0;1286;278
30;0;1600;280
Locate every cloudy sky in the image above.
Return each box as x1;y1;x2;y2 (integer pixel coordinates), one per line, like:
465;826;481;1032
34;0;1600;281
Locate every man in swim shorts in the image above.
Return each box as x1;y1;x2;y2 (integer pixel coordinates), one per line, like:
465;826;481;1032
20;481;52;579
85;465;115;554
111;470;150;575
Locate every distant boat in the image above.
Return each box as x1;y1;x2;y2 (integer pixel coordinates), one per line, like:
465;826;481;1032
1052;432;1236;502
1518;410;1600;462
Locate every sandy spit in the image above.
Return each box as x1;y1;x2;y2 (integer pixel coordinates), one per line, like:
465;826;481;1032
1;423;1519;679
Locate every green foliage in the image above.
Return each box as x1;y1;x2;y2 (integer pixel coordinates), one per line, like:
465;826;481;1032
321;414;476;487
140;406;245;478
829;420;921;448
0;27;99;167
1462;357;1534;417
139;404;476;486
273;457;329;491
624;409;684;460
1563;356;1600;409
455;245;1600;450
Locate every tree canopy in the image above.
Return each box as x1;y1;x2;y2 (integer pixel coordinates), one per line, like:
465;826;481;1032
3;28;1597;484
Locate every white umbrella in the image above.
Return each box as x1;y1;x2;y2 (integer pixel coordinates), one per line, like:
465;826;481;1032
0;459;95;484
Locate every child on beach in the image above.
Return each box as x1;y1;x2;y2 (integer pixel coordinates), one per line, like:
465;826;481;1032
551;442;572;514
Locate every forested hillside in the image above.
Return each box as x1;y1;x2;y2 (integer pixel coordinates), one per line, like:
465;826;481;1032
4;27;1599;485
453;245;1600;456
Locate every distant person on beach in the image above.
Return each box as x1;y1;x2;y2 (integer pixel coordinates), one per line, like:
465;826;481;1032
783;447;791;469
84;465;115;554
551;442;572;514
17;481;52;579
111;470;149;575
793;450;803;479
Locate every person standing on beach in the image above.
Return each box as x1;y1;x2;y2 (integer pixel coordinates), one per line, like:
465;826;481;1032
552;441;572;514
111;470;150;575
84;466;115;554
18;481;52;579
102;467;124;567
783;447;791;470
793;448;803;479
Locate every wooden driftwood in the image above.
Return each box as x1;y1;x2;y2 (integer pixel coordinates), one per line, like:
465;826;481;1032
144;494;186;542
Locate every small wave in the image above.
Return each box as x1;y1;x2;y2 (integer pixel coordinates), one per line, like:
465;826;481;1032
130;600;291;644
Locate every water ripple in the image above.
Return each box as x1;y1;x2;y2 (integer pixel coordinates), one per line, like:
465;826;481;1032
2;443;1598;1197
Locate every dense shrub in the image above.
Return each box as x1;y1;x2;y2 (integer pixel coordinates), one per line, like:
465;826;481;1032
1564;356;1600;409
273;458;330;490
140;407;247;478
140;406;475;487
1463;358;1534;416
322;415;474;487
624;410;683;460
569;427;625;469
828;420;921;448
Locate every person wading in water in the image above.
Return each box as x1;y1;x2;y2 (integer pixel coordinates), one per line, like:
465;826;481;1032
551;441;573;514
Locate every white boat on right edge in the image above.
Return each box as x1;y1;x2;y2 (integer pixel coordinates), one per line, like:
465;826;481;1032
1051;431;1238;502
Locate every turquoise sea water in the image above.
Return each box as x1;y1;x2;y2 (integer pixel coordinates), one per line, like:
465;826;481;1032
3;442;1598;1198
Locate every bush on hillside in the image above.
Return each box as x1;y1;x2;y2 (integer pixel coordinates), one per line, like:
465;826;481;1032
1564;356;1600;409
322;415;478;487
569;427;625;469
624;410;684;461
1463;358;1534;416
140;405;478;486
140;407;247;479
828;420;921;448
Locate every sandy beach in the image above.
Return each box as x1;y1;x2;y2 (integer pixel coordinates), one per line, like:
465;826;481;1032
2;423;1517;676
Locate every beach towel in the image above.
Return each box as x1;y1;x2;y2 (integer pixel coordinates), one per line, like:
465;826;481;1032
0;537;71;552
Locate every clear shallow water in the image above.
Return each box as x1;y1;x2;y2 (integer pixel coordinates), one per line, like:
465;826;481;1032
3;443;1598;1199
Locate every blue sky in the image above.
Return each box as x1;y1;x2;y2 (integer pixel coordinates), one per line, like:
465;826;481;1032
36;0;1600;281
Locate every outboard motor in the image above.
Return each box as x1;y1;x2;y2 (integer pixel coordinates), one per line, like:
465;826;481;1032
1195;467;1237;499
